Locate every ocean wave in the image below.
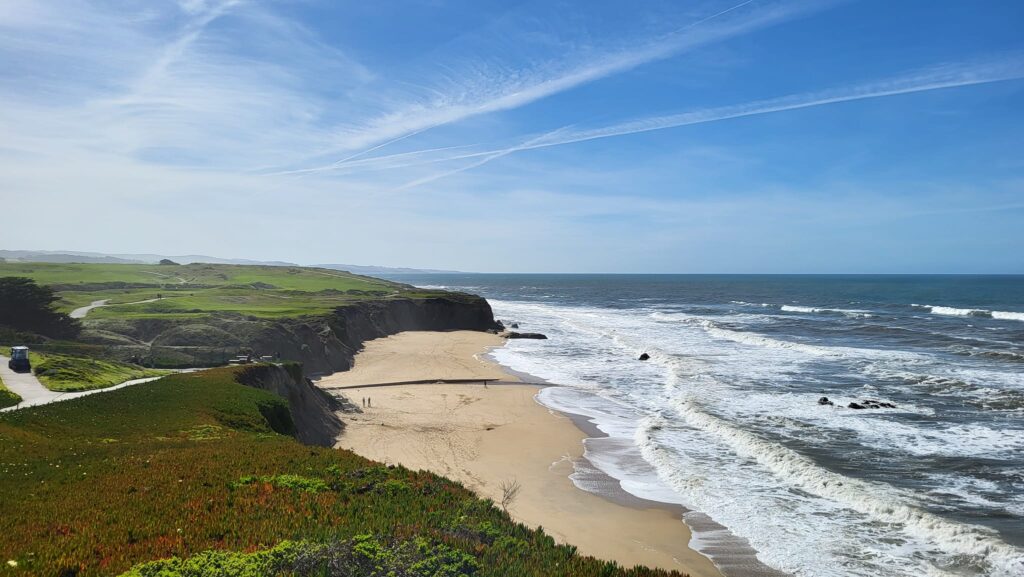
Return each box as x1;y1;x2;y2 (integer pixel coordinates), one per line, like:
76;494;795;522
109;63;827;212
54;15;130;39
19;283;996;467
993;311;1024;322
948;346;1024;363
488;294;1024;575
698;319;918;360
780;305;875;318
730;300;772;307
640;405;1024;577
913;304;1024;322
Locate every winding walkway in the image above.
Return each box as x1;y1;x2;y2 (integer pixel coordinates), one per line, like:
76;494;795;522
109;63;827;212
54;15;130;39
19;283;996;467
0;355;172;413
69;297;164;319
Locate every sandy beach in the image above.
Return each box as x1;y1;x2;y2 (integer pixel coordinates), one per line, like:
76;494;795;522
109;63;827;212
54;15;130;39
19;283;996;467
319;330;721;577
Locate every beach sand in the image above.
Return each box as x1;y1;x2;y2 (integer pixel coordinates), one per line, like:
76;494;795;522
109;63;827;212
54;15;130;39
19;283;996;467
320;330;721;577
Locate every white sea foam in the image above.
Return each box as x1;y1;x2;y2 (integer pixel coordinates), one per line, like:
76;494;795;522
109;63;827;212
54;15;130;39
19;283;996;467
837;416;1024;458
642;404;1024;577
912;304;1024;322
485;295;1024;577
992;311;1024;322
932;305;991;317
698;318;919;361
780;304;875;318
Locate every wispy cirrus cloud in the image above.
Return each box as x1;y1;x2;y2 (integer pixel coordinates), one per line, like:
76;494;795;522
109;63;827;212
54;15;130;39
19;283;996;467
276;0;835;173
0;0;372;169
311;55;1024;188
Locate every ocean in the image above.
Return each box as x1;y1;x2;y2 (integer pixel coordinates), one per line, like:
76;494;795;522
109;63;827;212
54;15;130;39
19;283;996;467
378;274;1024;577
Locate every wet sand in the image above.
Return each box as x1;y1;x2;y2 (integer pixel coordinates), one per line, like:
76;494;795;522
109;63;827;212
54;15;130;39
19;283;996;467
319;330;721;576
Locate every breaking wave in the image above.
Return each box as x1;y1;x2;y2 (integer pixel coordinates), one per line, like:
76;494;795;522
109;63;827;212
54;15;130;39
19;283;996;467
780;305;874;318
913;304;1024;322
638;405;1024;577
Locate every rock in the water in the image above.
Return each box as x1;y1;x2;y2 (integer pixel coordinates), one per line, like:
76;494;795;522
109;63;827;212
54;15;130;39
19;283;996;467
818;396;833;406
848;402;866;410
500;331;547;340
638;353;651;361
510;322;519;329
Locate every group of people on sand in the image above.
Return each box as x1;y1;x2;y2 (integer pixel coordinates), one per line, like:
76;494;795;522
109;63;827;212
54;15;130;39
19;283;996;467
361;397;372;408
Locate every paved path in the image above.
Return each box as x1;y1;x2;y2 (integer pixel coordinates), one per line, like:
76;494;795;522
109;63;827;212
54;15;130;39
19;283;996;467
70;299;110;319
69;297;164;319
0;355;181;413
0;355;60;407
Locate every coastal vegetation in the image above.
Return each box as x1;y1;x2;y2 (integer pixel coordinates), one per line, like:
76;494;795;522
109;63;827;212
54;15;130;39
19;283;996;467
0;276;80;338
0;375;20;409
0;262;424;319
0;366;683;577
0;262;493;372
3;347;169;392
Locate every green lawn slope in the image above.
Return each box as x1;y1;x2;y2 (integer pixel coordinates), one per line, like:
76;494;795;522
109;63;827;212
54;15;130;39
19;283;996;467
2;347;168;392
0;262;438;320
0;367;682;577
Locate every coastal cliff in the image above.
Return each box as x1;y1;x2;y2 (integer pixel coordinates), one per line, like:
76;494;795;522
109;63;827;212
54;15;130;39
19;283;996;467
81;293;502;376
248;294;501;376
233;363;346;446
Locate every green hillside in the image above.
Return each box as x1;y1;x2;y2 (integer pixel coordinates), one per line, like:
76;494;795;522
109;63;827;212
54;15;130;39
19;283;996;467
0;367;679;577
0;262;432;320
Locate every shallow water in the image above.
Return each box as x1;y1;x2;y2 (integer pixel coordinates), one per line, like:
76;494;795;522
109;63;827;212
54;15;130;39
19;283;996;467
380;274;1024;577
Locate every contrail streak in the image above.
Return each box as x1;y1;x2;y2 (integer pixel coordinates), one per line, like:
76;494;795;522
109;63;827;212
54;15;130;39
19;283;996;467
361;57;1024;187
279;0;827;175
392;127;572;191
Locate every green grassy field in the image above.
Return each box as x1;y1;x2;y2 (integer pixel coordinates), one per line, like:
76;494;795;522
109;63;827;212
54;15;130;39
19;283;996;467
3;347;168;392
0;367;679;577
0;262;445;320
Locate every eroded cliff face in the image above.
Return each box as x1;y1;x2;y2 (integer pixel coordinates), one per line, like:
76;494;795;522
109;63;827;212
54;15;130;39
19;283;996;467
232;363;345;447
82;294;501;376
250;295;501;376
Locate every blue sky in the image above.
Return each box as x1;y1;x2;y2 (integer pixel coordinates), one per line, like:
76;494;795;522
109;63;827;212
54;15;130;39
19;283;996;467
1;0;1022;272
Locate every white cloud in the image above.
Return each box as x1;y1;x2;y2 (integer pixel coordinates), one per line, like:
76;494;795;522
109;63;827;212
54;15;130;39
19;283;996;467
281;0;831;170
323;55;1024;188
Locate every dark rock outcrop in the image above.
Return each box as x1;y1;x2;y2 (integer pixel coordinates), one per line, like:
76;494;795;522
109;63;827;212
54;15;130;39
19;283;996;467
500;331;548;340
639;353;650;361
818;396;833;406
848;399;896;410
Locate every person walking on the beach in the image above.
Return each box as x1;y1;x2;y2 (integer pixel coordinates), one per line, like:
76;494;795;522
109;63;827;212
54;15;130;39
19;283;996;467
368;397;372;408
361;397;365;408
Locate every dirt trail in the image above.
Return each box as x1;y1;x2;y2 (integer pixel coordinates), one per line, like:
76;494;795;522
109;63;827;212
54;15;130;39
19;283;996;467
69;297;164;319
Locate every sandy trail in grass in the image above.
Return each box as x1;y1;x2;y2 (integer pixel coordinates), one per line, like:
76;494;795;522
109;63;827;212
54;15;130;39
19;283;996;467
70;297;165;319
70;299;111;319
321;331;722;577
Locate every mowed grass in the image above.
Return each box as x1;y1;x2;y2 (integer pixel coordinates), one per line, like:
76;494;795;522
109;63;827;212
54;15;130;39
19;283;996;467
0;262;402;292
3;347;169;392
84;287;381;320
0;262;449;319
0;367;681;577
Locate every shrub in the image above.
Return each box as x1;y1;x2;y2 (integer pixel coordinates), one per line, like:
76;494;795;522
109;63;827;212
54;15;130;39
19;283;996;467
0;277;80;338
